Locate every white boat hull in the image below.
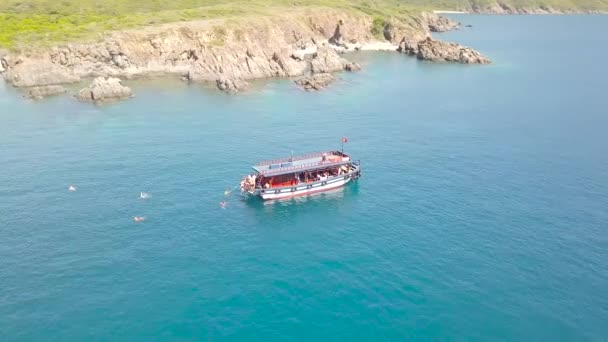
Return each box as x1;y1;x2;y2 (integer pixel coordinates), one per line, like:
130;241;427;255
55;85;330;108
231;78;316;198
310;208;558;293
259;176;352;200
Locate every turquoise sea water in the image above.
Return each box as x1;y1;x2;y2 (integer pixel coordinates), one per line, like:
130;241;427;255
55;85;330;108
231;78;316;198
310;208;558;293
1;15;607;341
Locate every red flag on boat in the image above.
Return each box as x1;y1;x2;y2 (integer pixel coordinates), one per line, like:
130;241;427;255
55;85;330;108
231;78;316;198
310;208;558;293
342;137;348;143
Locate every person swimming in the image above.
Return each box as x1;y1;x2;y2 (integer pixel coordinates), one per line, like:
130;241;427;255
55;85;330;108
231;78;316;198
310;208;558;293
220;201;227;208
133;216;145;222
68;185;76;191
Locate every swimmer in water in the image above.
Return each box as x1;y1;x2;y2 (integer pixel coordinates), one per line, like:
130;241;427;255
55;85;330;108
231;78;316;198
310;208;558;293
139;192;150;199
68;185;76;191
133;216;145;222
220;201;227;208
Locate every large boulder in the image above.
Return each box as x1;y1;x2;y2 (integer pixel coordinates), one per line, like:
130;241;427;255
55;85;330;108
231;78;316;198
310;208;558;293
397;38;420;55
328;20;345;47
416;38;490;64
271;52;308;77
382;19;428;45
77;77;133;102
24;85;66;100
184;68;215;82
216;77;250;93
422;13;460;32
310;47;349;74
294;73;335;91
344;62;361;72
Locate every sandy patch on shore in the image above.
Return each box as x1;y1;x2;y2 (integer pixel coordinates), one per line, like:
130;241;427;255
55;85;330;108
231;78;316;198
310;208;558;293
433;10;468;14
359;41;398;51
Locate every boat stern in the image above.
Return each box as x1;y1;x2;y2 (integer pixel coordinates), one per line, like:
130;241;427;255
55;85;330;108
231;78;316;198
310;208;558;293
239;174;259;195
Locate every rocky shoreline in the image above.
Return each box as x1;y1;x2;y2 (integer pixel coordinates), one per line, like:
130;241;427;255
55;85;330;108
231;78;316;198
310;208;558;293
471;6;606;14
436;5;607;14
0;9;490;101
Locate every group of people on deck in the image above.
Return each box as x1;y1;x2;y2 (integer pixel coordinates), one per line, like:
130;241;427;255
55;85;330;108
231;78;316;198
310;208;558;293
240;174;257;193
261;165;351;189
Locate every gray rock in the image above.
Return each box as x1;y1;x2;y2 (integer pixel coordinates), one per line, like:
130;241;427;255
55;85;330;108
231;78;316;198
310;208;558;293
328;20;345;47
111;54;130;69
216;77;250;93
424;13;460;32
77;77;133;102
293;39;316;51
24;85;67;100
184;68;214;83
344;62;361;72
294;73;335;91
416;37;490;64
271;52;308;77
4;60;80;87
382;22;428;50
397;38;420;55
382;23;395;42
310;47;349;74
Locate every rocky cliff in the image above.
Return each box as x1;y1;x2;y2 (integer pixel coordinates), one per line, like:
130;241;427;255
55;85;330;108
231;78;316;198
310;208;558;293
0;9;489;97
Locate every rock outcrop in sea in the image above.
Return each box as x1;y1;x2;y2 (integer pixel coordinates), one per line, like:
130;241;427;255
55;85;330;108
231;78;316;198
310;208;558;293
344;62;362;72
216;77;250;93
399;37;490;64
0;8;490;98
24;85;67;100
417;37;490;64
295;73;335;91
77;77;133;102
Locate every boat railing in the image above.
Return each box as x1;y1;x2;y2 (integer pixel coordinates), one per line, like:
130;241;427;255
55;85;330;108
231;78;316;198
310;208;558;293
258;159;351;176
256;151;341;166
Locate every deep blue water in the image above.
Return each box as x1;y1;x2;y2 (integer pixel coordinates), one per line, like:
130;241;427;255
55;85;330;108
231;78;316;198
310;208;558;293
1;15;607;341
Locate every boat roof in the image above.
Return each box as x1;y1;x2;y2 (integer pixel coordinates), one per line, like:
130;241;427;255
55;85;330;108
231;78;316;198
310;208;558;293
252;151;351;177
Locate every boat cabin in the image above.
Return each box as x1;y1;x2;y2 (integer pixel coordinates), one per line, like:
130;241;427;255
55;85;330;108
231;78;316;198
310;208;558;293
253;151;350;186
240;150;360;199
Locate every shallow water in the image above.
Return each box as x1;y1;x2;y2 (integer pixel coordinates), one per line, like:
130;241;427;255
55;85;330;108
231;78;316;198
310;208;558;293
1;15;607;341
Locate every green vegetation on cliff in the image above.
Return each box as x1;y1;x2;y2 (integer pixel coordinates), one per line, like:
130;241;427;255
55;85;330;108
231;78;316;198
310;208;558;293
1;0;607;49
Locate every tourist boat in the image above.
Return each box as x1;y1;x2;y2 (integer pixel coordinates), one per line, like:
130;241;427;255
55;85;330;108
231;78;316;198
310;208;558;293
240;150;361;200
